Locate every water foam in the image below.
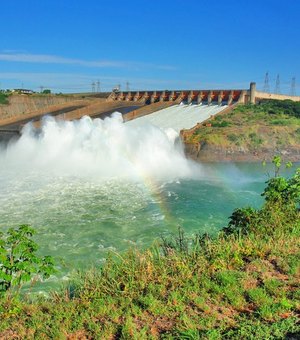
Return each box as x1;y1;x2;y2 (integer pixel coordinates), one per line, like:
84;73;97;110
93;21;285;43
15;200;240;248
0;112;197;181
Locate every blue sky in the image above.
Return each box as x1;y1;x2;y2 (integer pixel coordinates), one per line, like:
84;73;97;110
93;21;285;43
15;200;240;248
0;0;299;94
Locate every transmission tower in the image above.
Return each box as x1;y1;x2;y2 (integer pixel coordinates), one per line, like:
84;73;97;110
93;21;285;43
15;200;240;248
290;77;296;96
263;72;270;93
39;85;44;93
96;80;100;92
274;74;281;94
126;81;130;91
91;82;95;93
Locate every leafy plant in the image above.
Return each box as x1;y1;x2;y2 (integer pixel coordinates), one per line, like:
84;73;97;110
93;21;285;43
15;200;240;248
224;207;258;235
262;157;300;206
0;225;55;295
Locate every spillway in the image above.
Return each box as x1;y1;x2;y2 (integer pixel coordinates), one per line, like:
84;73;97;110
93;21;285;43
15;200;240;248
126;104;227;132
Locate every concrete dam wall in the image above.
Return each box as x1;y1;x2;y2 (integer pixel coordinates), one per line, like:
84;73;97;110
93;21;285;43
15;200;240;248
0;94;81;120
109;83;300;106
110;89;244;105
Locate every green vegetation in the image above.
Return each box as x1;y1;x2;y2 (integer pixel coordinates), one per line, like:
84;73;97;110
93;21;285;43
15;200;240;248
41;89;51;94
0;157;299;338
0;225;55;296
259;99;300;118
0;92;9;105
184;100;300;156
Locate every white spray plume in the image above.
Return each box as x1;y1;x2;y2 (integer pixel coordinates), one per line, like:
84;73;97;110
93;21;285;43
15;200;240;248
0;112;198;181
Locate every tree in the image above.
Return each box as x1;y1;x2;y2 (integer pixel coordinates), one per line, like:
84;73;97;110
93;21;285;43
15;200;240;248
0;225;55;295
41;89;51;94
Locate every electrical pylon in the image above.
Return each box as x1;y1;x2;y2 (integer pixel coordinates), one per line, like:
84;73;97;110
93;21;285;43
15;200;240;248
274;74;280;94
263;72;270;93
290;77;296;96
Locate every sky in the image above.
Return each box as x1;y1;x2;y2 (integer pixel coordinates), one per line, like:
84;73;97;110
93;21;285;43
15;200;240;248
0;0;299;94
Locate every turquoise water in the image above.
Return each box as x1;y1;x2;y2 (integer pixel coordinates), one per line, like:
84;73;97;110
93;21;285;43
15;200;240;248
0;164;268;281
0;115;295;291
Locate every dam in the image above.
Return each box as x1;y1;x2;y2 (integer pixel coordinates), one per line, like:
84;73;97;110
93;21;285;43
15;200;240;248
1;82;299;143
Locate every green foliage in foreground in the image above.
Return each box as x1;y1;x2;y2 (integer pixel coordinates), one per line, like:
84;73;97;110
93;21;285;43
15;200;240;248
0;158;299;339
0;225;55;296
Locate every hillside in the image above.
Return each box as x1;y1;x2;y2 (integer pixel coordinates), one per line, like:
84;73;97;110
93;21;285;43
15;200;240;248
182;100;300;162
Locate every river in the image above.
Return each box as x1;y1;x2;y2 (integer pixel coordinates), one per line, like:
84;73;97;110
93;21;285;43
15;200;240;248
0;113;291;292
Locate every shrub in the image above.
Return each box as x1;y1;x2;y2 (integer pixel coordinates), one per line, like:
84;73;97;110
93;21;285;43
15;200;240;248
211;120;230;127
0;92;9;105
0;225;55;295
224;207;258;235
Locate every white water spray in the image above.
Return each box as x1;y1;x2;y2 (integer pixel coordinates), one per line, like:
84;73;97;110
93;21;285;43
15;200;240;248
0;112;197;181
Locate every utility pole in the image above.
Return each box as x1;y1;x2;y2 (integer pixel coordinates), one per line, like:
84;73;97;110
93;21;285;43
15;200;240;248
290;77;296;96
96;80;100;92
274;74;280;94
263;72;270;93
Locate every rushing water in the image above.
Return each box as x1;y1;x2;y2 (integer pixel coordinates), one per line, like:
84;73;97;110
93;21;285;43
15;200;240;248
0;113;284;291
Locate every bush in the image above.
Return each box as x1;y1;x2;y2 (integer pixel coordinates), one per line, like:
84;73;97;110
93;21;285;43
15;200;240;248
0;225;55;295
259;99;300;118
0;92;9;105
224;157;300;236
224;207;259;235
211;120;230;127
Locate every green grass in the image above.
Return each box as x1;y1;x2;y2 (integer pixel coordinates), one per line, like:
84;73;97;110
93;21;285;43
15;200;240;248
184;100;300;152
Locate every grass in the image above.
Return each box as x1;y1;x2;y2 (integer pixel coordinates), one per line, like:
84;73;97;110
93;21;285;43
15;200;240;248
0;163;299;338
183;100;300;156
1;229;298;338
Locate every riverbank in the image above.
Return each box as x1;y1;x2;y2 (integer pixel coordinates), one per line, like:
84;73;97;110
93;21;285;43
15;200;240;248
0;160;299;338
182;100;300;162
